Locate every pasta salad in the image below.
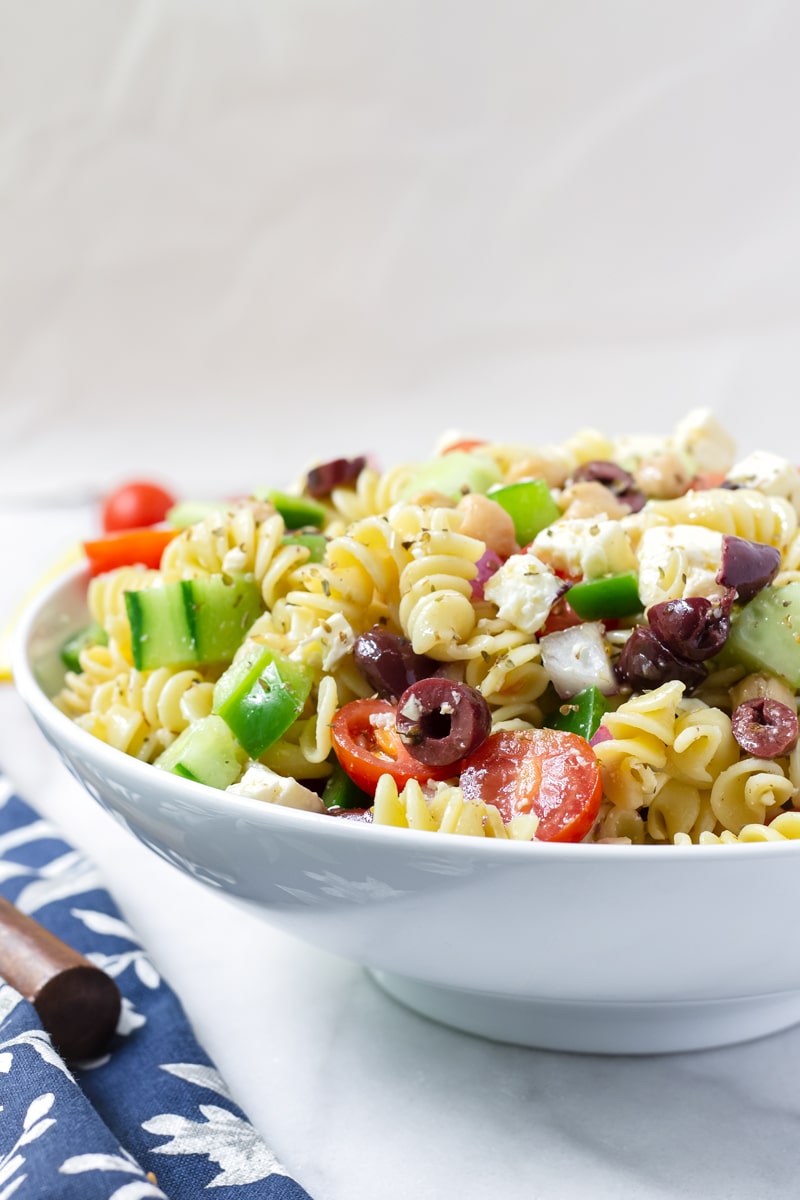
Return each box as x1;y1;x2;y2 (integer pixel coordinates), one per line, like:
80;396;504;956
56;409;800;846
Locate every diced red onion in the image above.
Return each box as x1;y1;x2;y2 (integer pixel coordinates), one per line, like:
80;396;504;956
470;549;504;600
590;725;613;747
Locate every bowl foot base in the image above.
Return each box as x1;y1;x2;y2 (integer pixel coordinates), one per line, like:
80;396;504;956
369;970;800;1054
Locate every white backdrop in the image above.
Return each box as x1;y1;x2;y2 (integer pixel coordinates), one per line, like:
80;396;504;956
3;0;800;505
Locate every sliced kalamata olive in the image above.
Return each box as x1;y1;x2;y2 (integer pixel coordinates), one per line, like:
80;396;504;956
717;535;781;603
395;678;492;766
571;461;646;512
646;596;731;662
615;626;708;692
305;456;367;498
353;626;439;701
731;697;799;758
325;806;374;822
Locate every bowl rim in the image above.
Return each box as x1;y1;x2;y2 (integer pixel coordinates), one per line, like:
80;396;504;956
12;558;800;862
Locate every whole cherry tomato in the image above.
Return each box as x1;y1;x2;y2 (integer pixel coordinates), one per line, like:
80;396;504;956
102;480;176;532
458;728;602;842
330;698;455;796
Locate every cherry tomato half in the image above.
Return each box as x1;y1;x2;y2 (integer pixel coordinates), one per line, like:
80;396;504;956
330;698;455;796
102;480;177;532
459;728;602;842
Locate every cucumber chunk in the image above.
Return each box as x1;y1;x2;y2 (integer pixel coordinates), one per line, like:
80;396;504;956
125;576;262;670
60;622;109;673
166;500;222;528
186;576;263;665
213;643;313;758
154;715;248;789
400;451;502;502
126;585;194;670
726;582;800;689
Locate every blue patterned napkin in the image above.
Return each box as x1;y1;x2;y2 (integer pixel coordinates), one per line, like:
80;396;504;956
0;774;313;1199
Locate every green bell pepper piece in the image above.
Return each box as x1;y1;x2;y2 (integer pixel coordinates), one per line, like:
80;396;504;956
547;686;610;742
213;644;313;758
565;572;642;621
257;489;326;530
399;451;503;502
322;762;373;810
487;480;560;546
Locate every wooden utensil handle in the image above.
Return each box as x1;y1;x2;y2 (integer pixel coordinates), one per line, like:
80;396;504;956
0;894;121;1062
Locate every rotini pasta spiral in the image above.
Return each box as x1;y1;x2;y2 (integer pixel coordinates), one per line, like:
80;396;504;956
643;488;797;551
710;758;796;834
593;681;684;809
373;776;539;840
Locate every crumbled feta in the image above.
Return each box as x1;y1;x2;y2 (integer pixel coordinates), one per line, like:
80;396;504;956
398;694;422;722
227;764;325;812
483;553;563;634
727;450;800;514
288;611;356;671
530;518;637;580
222;546;249;574
636;524;724;608
671;408;737;476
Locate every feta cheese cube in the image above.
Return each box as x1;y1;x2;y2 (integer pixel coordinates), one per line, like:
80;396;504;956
227;763;325;812
727;450;800;515
671;408;737;476
483;553;563;634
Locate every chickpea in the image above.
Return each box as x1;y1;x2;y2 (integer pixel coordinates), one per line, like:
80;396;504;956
457;493;518;558
634;452;690;500
557;480;629;520
409;489;456;509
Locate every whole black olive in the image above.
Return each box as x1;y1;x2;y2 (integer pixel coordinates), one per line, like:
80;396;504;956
395;678;492;766
615;626;708;692
353;626;439;702
646;597;731;662
571;460;646;512
306;456;367;498
717;535;781;603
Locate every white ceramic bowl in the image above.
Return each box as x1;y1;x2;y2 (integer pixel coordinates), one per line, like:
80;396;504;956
14;562;800;1055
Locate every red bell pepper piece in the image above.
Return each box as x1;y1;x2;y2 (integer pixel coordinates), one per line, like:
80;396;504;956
83;528;179;576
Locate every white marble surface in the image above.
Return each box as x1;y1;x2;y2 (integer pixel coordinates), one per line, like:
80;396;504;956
5;2;800;1194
